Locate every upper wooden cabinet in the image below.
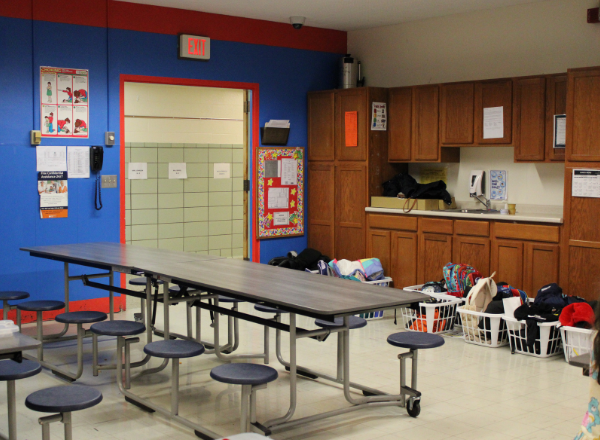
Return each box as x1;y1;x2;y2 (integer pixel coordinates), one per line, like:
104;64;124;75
335;88;369;161
514;77;546;162
412;85;441;161
440;82;475;145
545;74;567;162
388;87;412;161
307;91;335;161
567;67;600;162
474;79;513;145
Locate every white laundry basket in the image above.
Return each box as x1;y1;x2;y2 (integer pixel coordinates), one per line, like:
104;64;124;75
560;326;593;364
399;293;462;334
504;316;562;358
457;307;509;348
404;285;466;327
358;277;393;320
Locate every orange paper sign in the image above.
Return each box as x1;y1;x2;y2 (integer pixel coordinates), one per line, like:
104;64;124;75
345;111;358;147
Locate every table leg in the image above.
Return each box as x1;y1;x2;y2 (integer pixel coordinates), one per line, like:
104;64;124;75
163;282;170;340
7;380;16;440
109;270;114;321
145;277;152;344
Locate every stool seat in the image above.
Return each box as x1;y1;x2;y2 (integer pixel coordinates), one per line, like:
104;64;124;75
25;385;102;413
17;300;65;312
0;360;41;381
254;304;288;314
387;332;445;350
129;277;164;286
315;316;368;330
90;320;145;337
55;311;107;324
144;340;205;359
0;291;30;301
210;363;278;386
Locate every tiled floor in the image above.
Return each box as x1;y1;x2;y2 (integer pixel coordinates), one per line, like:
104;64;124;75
1;302;586;439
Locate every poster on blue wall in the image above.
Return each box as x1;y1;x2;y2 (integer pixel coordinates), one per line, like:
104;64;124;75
40;67;89;138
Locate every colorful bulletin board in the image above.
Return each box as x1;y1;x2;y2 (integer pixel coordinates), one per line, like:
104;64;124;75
40;66;89;138
256;147;304;239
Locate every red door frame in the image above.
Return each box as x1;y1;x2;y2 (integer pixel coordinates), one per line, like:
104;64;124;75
119;74;261;287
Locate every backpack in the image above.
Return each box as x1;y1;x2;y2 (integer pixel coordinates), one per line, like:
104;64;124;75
443;263;482;298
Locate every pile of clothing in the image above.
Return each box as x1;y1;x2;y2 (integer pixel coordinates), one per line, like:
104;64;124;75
511;283;595;355
325;258;386;282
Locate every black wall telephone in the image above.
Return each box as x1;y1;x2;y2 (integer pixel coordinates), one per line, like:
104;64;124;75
90;146;104;171
91;146;103;210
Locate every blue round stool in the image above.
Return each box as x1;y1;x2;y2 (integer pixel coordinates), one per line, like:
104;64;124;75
210;363;278;433
254;304;288;364
16;300;65;362
26;385;102;439
90;321;145;388
387;331;445;417
0;360;41;440
315;316;368;330
49;311;108;381
144;340;205;415
0;291;29;320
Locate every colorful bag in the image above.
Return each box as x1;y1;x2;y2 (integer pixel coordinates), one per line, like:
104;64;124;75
443;263;482;298
409;309;446;333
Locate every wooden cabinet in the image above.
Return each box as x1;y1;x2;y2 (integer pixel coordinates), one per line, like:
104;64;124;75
388;87;412;161
545;74;567;162
523;242;559;296
514;77;546;161
491;239;524;288
367;229;391;276
335;164;367;261
307;91;335;161
335;88;368;161
567;67;600;162
440;82;474;145
419;233;452;284
475;79;513;145
453;236;490;276
412;85;441;161
391;231;418;288
307;162;335;257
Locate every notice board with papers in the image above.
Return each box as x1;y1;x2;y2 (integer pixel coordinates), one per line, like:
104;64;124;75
256;147;304;239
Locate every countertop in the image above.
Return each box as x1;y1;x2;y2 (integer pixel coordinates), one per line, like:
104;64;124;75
365;204;564;224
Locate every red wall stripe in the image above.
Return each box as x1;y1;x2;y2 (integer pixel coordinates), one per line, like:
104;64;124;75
0;1;32;20
0;1;347;54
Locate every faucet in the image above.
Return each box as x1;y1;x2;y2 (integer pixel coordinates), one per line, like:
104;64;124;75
474;195;491;210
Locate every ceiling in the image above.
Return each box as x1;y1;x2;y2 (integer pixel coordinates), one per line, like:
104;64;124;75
118;0;546;31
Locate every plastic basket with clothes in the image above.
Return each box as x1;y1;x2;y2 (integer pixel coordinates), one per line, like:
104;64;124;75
504;316;562;358
457;307;509;348
399;292;462;334
404;284;466;327
560;326;593;364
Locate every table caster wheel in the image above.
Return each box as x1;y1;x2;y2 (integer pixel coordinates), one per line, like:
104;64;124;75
407;399;420;418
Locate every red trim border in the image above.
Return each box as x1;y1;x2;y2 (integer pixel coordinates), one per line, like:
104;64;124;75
120;75;260;263
0;1;346;55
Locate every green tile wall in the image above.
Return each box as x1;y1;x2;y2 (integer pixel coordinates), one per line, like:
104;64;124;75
125;142;244;257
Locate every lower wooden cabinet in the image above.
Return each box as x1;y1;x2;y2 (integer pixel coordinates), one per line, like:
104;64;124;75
366;229;391;276
391;231;418;289
491;239;559;295
367;214;561;295
419;233;452;284
523;242;559;296
307;163;335;258
491;240;524;289
335;164;367;261
453;236;490;277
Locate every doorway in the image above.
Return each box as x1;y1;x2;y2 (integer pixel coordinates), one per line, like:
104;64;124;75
122;81;250;259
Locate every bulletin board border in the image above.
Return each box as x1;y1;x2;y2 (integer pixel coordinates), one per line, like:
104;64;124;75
256;146;304;240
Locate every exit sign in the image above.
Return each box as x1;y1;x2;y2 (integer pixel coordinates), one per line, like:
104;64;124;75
179;34;211;61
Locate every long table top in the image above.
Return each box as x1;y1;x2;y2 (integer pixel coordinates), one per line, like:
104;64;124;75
22;242;428;320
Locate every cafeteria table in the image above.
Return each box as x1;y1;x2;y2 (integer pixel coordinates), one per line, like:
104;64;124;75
22;242;428;438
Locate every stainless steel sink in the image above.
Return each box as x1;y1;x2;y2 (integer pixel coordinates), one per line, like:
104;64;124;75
446;209;501;214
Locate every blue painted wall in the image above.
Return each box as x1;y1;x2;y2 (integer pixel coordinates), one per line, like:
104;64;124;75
0;16;340;302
